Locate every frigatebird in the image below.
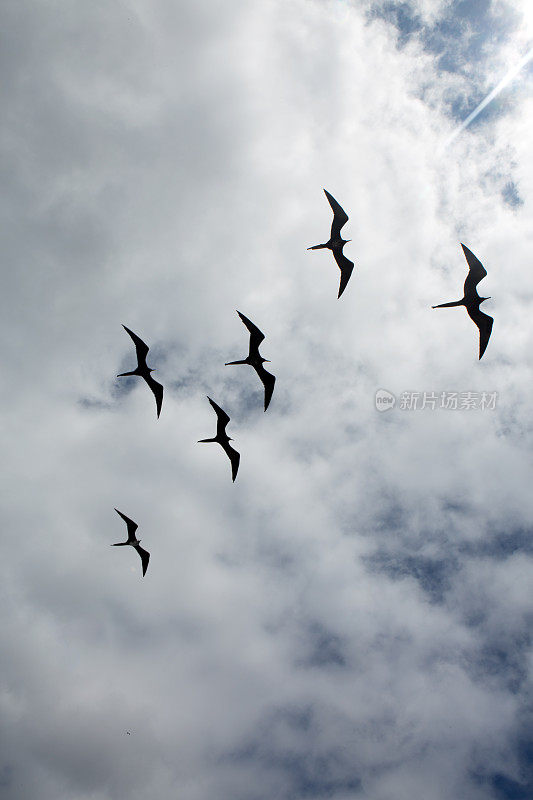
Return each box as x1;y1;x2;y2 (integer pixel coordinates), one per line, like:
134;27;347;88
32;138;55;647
117;325;163;418
225;311;276;411
308;189;354;298
112;508;150;577
198;396;240;482
432;243;493;360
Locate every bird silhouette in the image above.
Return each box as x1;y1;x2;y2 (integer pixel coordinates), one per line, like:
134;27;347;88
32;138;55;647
112;509;150;577
225;311;276;411
198;396;240;481
308;189;354;298
432;243;493;360
117;325;163;418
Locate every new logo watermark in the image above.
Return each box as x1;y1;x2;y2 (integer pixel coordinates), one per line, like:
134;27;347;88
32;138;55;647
375;390;498;411
375;389;396;411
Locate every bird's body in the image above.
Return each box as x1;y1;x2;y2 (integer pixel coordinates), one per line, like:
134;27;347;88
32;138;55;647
198;396;240;481
117;325;163;418
225;311;276;411
308;189;354;298
432;243;493;360
112;508;150;577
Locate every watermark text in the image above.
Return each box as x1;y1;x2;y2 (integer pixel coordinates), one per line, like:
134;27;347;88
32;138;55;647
375;389;498;412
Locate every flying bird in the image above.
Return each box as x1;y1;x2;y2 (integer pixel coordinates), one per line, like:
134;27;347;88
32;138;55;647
198;396;240;481
117;325;163;418
112;508;150;577
225;311;276;411
308;189;355;298
432;243;493;360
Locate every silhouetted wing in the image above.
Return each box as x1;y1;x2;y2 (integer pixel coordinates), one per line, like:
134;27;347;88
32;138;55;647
207;396;230;436
133;544;150;576
324;189;349;240
467;307;493;359
461;244;487;297
122;325;150;368
254;363;276;411
332;249;354;298
114;508;138;542
221;441;240;482
144;374;164;418
237;310;265;355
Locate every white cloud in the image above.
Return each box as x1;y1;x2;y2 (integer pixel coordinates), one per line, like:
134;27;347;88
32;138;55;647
1;1;532;798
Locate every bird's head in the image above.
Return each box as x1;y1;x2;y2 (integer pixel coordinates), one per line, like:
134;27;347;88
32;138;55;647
481;296;491;303
262;358;271;363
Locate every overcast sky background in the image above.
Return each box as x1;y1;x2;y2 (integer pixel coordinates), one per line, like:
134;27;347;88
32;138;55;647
1;1;533;798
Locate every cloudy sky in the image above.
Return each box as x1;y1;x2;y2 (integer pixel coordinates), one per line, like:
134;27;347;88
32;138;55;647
2;1;533;798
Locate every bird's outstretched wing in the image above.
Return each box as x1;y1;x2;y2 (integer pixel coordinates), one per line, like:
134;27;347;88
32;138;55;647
122;325;150;368
114;508;138;542
466;307;493;360
237;310;265;354
221;441;240;482
324;189;349;240
332;250;354;298
207;396;230;436
461;244;487;296
144;374;164;419
254;363;276;411
133;544;150;577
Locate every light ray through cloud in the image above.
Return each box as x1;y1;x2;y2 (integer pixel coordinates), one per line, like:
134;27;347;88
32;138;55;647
445;46;533;147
